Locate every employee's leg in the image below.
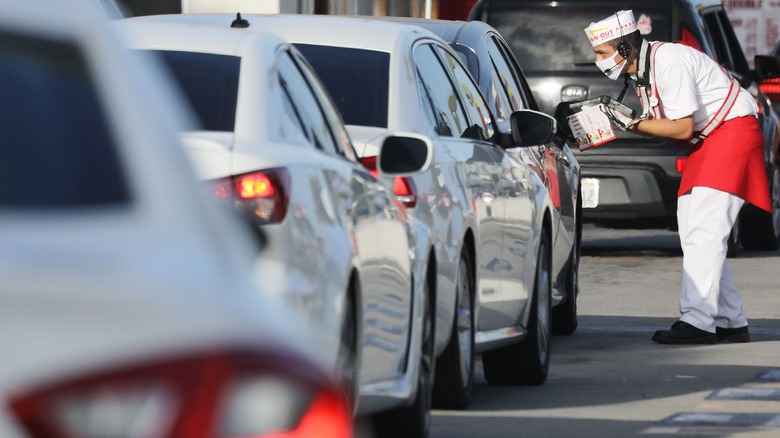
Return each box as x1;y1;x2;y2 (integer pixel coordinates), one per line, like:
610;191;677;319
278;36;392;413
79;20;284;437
715;248;748;329
678;187;743;332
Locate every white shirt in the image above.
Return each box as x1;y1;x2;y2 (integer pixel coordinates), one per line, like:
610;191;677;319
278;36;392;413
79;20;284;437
649;42;757;132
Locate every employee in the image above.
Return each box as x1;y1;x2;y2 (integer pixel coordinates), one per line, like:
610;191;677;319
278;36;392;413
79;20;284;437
584;10;770;344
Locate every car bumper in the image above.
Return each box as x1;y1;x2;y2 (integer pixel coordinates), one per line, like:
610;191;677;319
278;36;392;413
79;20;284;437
576;156;683;226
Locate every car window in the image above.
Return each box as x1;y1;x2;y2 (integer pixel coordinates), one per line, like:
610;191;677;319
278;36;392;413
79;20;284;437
497;36;541;112
413;44;469;137
0;30;129;207
486;4;671;73
149;50;240;132
288;50;359;162
486;35;528;116
433;45;494;140
701;9;750;77
414;62;448;135
277;50;340;155
294;44;390;129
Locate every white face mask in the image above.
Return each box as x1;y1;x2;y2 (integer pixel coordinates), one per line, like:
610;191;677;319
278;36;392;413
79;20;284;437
595;51;626;80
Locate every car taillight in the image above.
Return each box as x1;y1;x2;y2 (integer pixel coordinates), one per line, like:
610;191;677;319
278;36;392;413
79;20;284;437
760;78;780;101
208;169;290;224
9;349;353;438
361;156;418;208
393;176;417;208
676;157;687;174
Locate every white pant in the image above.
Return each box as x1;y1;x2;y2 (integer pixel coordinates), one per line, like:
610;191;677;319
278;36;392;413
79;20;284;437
677;187;748;332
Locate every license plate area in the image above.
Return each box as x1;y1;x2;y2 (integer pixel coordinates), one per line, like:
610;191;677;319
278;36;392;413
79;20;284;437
581;178;600;209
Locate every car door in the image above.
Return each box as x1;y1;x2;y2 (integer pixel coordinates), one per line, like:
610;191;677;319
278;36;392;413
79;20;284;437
435;42;538;323
280;49;413;383
484;33;579;276
413;41;512;331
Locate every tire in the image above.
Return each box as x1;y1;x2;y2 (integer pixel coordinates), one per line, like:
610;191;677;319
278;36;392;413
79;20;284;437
482;229;552;386
741;164;780;251
372;271;435;438
432;248;475;410
336;281;359;408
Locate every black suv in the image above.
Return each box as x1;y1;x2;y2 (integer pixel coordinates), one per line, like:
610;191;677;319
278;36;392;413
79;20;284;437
469;0;780;251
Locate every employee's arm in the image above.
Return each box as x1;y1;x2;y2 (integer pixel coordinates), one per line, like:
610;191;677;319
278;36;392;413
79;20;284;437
630;115;694;141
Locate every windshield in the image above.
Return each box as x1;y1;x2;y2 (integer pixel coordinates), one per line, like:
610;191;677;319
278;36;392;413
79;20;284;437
295;44;390;128
487;4;671;73
147;50;240;132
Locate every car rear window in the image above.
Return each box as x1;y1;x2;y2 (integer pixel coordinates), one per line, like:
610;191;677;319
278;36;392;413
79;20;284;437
0;31;129;208
148;50;240;132
294;44;390;128
486;4;671;73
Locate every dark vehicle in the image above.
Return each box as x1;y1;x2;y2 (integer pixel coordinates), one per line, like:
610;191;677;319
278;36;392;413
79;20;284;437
470;0;780;253
759;39;780;114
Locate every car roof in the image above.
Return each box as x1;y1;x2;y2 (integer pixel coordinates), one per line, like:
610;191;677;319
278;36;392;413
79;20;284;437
125;13;443;52
116;16;288;56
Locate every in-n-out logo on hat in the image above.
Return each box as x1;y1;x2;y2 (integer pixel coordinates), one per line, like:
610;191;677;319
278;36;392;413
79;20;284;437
584;10;637;47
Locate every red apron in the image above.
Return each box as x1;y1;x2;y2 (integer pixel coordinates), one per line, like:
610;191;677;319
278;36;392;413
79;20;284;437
678;115;771;212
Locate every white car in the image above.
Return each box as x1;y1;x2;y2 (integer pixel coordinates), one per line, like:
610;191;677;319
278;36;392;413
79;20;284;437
0;1;352;438
399;18;583;336
158;13;558;411
115;16;438;437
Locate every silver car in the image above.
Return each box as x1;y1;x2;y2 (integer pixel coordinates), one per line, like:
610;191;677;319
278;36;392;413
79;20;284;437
0;0;352;436
209;14;560;413
116;15;438;436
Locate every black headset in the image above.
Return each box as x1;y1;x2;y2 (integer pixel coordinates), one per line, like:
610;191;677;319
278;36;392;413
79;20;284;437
616;12;632;58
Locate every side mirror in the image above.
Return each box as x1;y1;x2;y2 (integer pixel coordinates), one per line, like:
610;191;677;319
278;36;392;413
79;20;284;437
377;133;433;176
510;109;556;147
754;55;780;82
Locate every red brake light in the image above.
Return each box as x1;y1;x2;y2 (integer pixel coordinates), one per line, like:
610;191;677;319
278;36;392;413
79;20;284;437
262;391;353;438
9;349;353;438
760;78;780;101
237;173;275;199
676;157;687;174
207;169;290;224
360;156;377;174
360;155;418;208
393;177;417;209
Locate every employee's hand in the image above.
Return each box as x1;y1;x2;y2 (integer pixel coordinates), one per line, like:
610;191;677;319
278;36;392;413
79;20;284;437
599;103;633;131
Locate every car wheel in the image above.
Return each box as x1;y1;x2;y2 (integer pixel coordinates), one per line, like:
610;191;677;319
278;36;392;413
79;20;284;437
741;163;780;250
433;247;475;410
552;240;578;335
372;270;435;438
482;228;552;386
336;280;359;408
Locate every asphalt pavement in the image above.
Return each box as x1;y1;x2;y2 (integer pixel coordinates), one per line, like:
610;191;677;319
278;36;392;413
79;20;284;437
429;225;780;438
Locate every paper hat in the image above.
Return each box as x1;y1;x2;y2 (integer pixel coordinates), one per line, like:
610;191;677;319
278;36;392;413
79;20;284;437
584;10;637;47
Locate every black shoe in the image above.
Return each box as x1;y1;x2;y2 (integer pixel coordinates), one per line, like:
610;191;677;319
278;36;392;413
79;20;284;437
716;326;750;343
652;321;717;344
